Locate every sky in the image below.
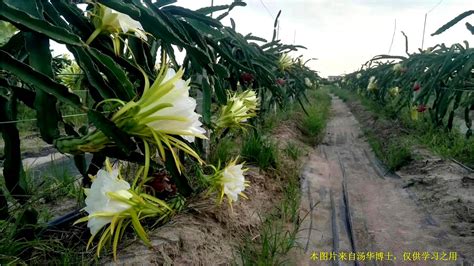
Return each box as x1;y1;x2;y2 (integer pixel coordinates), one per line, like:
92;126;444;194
52;0;473;77
176;0;473;77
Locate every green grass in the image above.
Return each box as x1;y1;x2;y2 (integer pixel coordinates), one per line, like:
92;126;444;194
1;162;83;211
366;132;413;171
208;136;239;166
240;132;278;170
386;140;413;170
0;162;86;264
330;85;351;102
402;115;474;167
237;170;300;265
284;142;303;161
260;103;298;133
298;89;331;145
300;113;325;137
0;208;94;265
23;162;83;204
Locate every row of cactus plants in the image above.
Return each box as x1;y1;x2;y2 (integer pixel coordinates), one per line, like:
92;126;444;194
0;0;320;260
337;11;473;137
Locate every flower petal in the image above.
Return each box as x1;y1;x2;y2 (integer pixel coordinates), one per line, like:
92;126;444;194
88;217;112;236
83;168;133;235
138;69;206;142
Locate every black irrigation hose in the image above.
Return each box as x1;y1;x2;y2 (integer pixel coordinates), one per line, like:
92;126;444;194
403;132;474;173
450;158;474;173
35;208;84;237
329;188;340;258
336;153;359;266
46;209;83;229
363;149;401;179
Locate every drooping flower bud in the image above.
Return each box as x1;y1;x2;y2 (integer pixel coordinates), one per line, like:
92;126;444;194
411;106;419;121
58;61;84;90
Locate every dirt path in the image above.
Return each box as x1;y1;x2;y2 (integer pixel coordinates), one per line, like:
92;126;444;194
297;96;472;265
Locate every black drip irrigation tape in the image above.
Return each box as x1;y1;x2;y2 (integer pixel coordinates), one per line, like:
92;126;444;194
323;146;342;266
46;209;83;229
337;153;359;266
329;187;341;266
406;132;473;174
363;149;401;179
37;208;84;237
451;159;474;173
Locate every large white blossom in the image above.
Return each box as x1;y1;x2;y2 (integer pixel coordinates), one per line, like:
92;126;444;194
206;158;249;207
55;67;206;170
136;69;206;142
221;162;247;203
304;77;313;87
75;161;176;260
84;169;133;235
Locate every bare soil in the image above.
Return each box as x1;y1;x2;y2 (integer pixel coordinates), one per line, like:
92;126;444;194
296;96;473;265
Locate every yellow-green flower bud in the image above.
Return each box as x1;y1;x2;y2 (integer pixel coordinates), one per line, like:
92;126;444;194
367;76;378;92
389;86;400;97
215;89;259;131
87;4;147;45
278;53;293;72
